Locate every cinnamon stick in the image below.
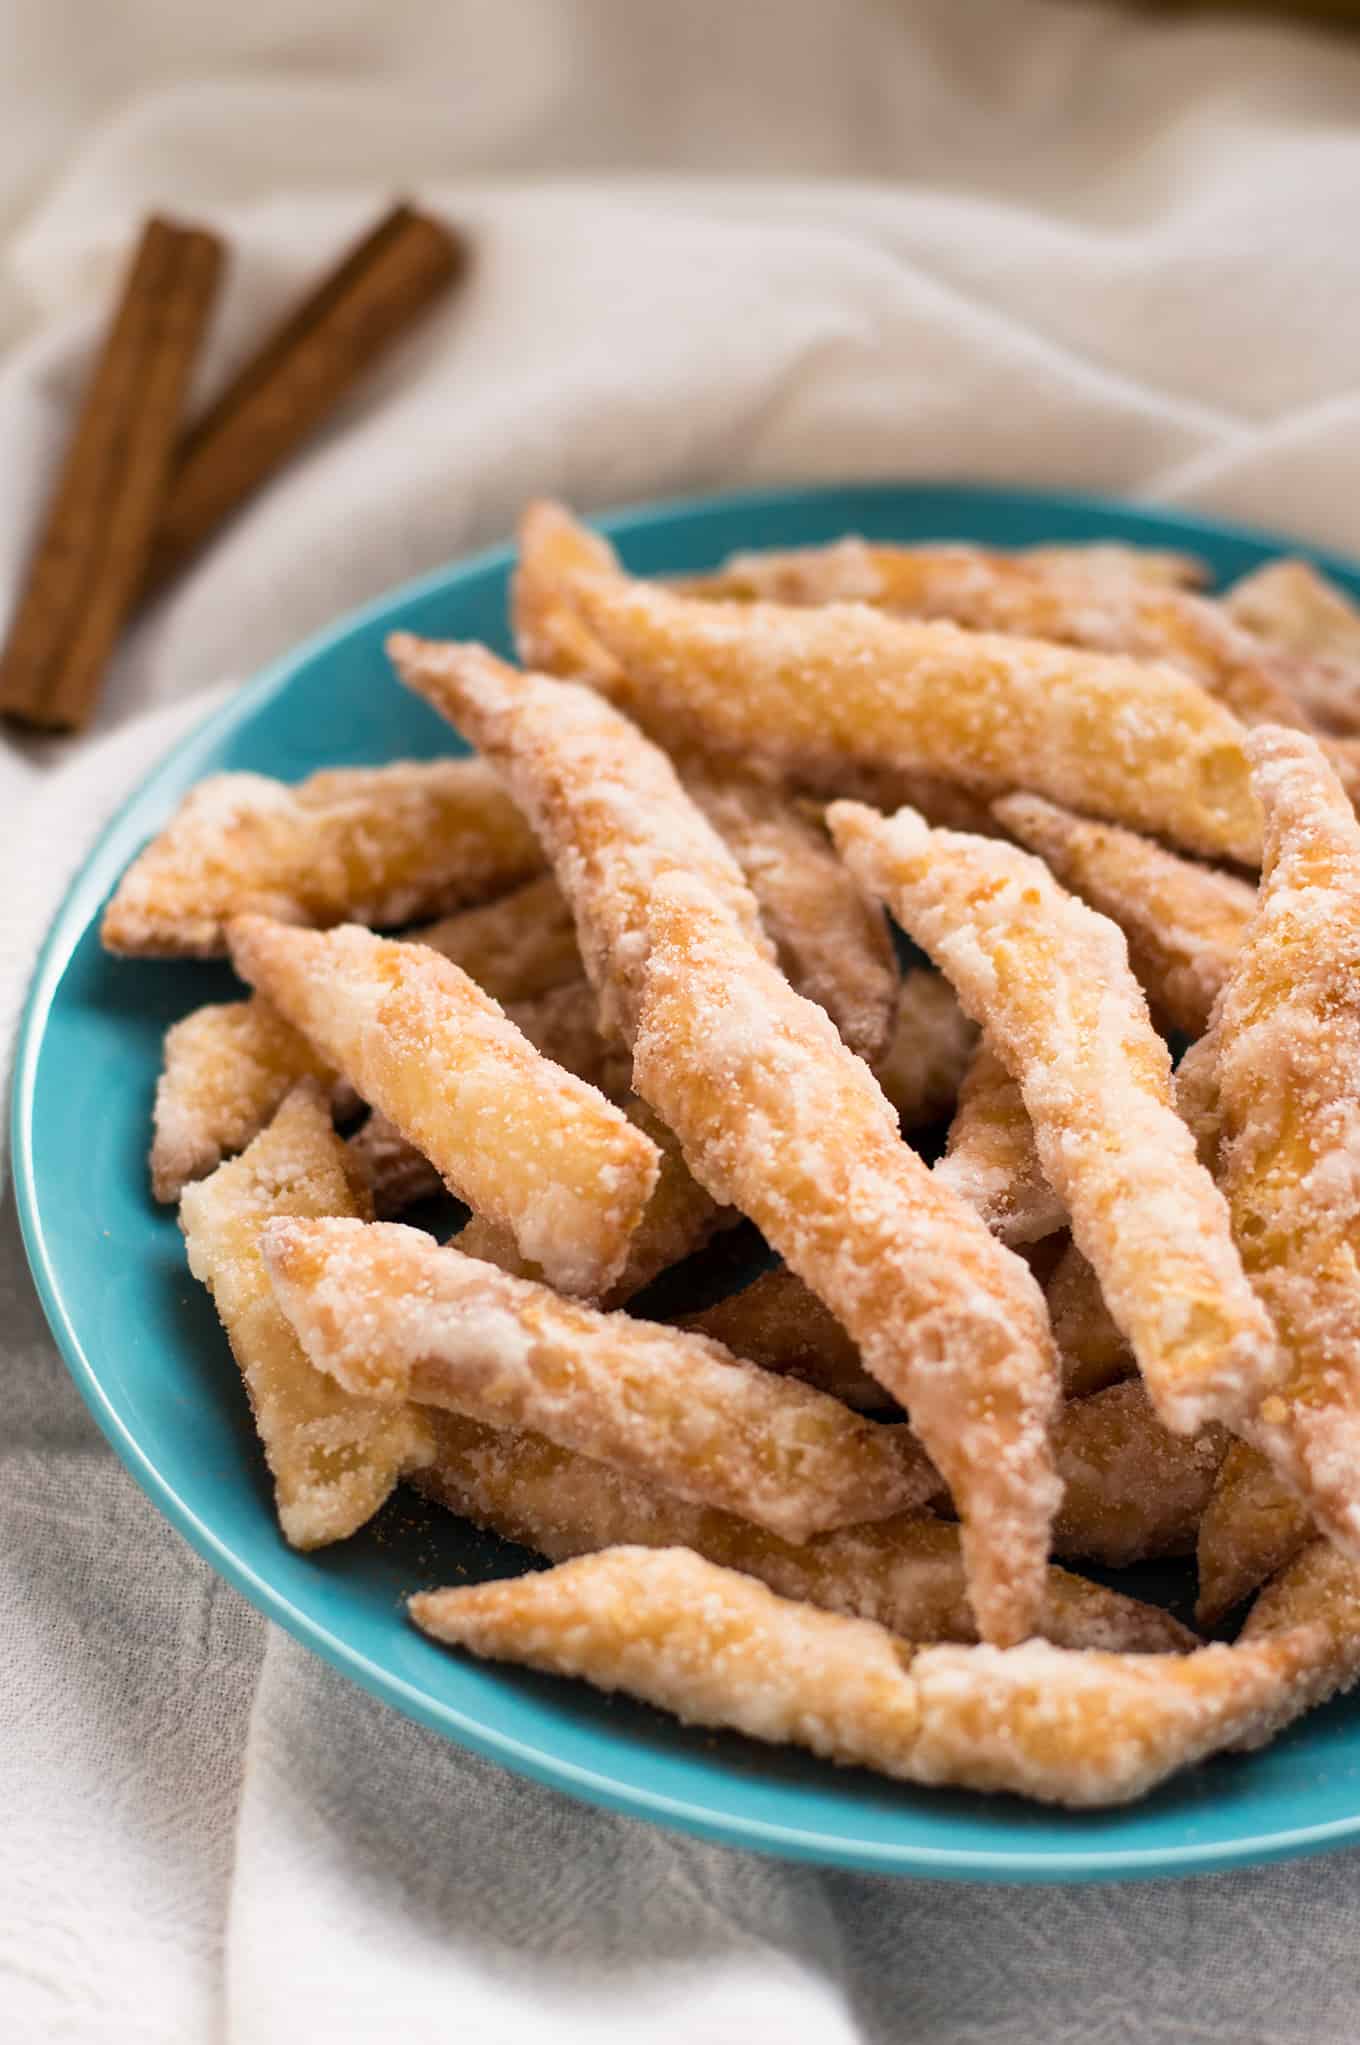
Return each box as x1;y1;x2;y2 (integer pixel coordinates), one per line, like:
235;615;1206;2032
143;203;467;594
0;216;224;731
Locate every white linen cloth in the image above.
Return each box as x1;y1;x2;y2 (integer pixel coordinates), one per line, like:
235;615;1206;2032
8;2;1360;2038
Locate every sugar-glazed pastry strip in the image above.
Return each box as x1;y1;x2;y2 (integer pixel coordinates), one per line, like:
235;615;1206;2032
178;1082;430;1547
389;634;771;1045
830;801;1280;1434
103;758;542;956
410;1544;1359;1808
227;917;658;1299
524;504;1263;864
1207;727;1360;1561
262;1219;937;1543
415;1410;1194;1654
632;869;1061;1647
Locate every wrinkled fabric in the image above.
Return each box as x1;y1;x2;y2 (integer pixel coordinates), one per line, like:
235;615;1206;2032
6;3;1360;2039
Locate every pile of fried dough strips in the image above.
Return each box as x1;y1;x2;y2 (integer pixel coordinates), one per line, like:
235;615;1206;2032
102;513;1360;1808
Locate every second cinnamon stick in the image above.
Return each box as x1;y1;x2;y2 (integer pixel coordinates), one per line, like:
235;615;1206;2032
144;203;467;594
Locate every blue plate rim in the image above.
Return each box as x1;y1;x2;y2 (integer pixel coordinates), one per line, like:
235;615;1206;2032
13;476;1360;1883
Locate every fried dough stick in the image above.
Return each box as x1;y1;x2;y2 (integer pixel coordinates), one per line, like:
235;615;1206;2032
410;1544;1360;1808
264;1220;937;1543
1197;1442;1314;1628
687;536;1334;739
1052;1381;1226;1568
414;1410;1194;1654
179;1083;429;1547
993;794;1256;1039
150;873;581;1201
103;759;543;956
831;802;1279;1435
1208;727;1360;1561
389;635;770;1045
454;1098;732;1307
350;979;632;1217
632;872;1061;1646
935;1041;1066;1248
227;918;658;1299
1226;559;1360;736
682;761;898;1062
521;505;1262;865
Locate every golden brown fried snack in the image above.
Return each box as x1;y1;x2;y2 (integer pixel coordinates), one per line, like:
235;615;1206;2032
456;1097;731;1306
227;917;658;1298
151;997;343;1204
264;1220;936;1543
688;537;1343;757
678;1266;893;1413
411;1545;1347;1807
831;801;1279;1435
683;761;898;1062
103;760;542;957
148;875;587;1204
349;978;630;1218
178;1083;429;1547
872;966;978;1127
993;794;1256;1039
1052;1381;1226;1568
530;506;1263;864
1206;726;1360;1560
389;635;771;1045
1197;1441;1314;1628
632;869;1061;1648
934;1040;1067;1247
415;1410;1194;1653
1226;559;1360;736
1046;1240;1135;1398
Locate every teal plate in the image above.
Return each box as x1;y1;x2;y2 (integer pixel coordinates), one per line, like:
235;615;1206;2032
15;482;1360;1882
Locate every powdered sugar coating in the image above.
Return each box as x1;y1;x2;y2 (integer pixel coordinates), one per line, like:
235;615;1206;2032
692;537;1360;791
414;1411;1194;1653
831;801;1280;1435
102;760;543;957
151;996;340;1202
683;761;898;1063
411;1545;1353;1807
389;636;770;1045
149;876;586;1204
227;917;659;1299
178;1084;430;1548
263;1220;935;1543
537;505;1263;863
632;869;1061;1647
1052;1381;1226;1568
935;1040;1067;1247
994;793;1257;1038
1208;726;1360;1562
